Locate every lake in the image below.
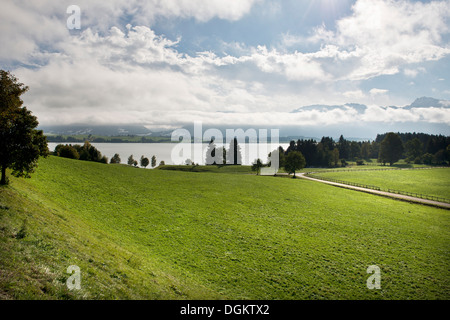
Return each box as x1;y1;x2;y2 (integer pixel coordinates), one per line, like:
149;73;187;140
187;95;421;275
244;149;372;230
48;142;290;166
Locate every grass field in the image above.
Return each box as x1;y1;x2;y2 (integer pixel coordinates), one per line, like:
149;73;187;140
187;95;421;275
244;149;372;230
157;164;254;173
0;156;449;300
313;168;450;200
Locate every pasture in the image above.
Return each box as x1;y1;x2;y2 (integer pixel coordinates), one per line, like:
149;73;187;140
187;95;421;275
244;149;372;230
0;156;448;299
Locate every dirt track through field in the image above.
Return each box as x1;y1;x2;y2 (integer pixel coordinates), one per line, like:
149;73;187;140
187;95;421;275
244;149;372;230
298;173;450;210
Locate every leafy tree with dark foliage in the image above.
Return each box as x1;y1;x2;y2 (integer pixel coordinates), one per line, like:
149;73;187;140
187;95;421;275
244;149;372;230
378;132;404;166
55;142;107;163
205;138;217;165
251;158;263;175
56;145;80;160
337;135;350;160
222;147;227;165
284;151;306;178
110;153;121;164
405;138;423;162
0;70;48;185
227;137;242;165
140;155;149;168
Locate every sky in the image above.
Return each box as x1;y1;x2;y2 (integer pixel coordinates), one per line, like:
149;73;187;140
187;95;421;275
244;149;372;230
1;0;449;136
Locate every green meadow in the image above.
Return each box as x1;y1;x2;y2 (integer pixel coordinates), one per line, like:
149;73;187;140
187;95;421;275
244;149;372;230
313;168;450;200
157;164;254;173
0;156;449;299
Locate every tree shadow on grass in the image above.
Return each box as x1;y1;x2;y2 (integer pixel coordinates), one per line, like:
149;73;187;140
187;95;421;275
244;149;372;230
391;164;414;168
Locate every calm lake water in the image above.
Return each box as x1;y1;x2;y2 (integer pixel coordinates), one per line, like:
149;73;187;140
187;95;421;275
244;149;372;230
48;142;290;166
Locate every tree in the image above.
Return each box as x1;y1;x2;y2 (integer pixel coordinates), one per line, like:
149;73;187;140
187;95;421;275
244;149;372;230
405;138;423;161
222;147;227;165
159;160;165;166
205;139;217;165
337;135;350;160
77;141;103;162
378;132;404;166
446;145;450;163
423;153;433;165
370;141;380;159
128;155;135;166
251;158;263;175
110;153;121;164
151;155;157;168
227;137;242;165
349;141;361;160
0;70;48;185
268;146;286;168
433;149;446;165
295;139;316;166
361;142;371;160
58;145;80;160
140;155;149;168
284;151;306;178
277;146;286;168
331;148;340;167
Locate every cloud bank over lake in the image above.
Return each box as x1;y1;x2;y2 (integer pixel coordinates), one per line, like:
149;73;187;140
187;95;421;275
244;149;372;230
1;0;449;136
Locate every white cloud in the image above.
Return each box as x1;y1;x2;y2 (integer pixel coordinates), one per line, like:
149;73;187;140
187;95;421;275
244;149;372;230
3;0;450;130
403;67;426;78
343;90;366;100
412;107;450;123
369;88;389;96
0;1;69;61
308;0;450;80
246;46;330;81
0;0;260;62
134;0;261;23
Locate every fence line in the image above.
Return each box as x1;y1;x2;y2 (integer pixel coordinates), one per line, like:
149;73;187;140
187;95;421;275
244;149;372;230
305;172;450;204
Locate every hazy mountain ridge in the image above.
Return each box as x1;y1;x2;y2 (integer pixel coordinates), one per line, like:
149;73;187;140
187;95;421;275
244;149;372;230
40;124;172;137
39;98;449;140
291;97;449;114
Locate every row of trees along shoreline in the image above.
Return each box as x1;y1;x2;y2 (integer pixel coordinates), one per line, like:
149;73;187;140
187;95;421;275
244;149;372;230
279;132;449;168
52;131;450;171
53;142;165;168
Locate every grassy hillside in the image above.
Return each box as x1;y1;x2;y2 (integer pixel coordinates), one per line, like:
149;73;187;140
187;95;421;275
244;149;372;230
313;168;450;200
157;164;254;173
1;156;449;299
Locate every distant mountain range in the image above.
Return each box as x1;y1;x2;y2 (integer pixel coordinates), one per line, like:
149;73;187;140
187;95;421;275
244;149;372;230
40;124;172;137
404;97;450;109
39;97;449;141
291;103;368;114
290;97;449;114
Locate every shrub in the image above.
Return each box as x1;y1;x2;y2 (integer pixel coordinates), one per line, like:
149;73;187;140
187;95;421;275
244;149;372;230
414;156;423;164
110;153;121;164
57;145;80;160
423;153;433;165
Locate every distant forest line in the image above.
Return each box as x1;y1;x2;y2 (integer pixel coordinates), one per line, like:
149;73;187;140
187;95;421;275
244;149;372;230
281;132;449;167
46;134;173;143
45;134;312;144
51;132;450;168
